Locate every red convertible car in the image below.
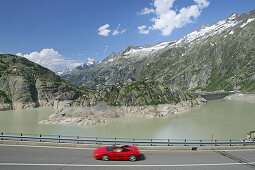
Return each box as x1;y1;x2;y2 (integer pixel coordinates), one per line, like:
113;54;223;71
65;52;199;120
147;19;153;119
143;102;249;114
94;145;140;161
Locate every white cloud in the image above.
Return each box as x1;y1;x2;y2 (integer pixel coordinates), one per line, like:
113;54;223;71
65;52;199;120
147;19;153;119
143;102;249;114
140;7;155;15
112;24;126;36
139;0;210;36
112;29;126;36
112;30;119;35
194;0;210;8
98;24;126;36
138;25;150;34
17;48;83;72
97;24;111;36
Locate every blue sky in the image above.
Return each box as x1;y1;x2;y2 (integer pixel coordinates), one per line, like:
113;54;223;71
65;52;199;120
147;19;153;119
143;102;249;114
1;0;255;72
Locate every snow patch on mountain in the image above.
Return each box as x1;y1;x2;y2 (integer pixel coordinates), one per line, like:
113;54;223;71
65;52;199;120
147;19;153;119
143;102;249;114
102;12;248;64
123;42;170;56
86;58;96;65
57;68;72;75
229;30;234;34
106;59;114;63
57;59;97;75
240;18;255;28
173;13;240;47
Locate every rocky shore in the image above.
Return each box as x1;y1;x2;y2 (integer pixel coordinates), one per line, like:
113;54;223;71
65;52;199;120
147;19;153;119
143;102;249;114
39;97;205;127
224;93;255;103
0;103;13;111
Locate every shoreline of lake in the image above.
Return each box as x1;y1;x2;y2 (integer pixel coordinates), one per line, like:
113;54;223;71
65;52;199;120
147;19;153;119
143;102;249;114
39;97;205;127
1;99;255;140
224;93;255;103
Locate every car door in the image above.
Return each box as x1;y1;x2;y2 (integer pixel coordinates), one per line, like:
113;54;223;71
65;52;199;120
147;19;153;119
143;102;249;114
111;150;126;160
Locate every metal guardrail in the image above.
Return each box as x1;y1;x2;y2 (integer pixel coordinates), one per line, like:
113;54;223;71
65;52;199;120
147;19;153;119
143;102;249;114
1;132;255;146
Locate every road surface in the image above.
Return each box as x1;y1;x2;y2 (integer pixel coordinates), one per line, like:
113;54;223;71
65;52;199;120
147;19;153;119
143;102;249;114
0;144;255;170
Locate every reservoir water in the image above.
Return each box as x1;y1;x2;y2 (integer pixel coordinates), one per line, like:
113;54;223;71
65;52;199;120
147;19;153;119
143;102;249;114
0;100;254;140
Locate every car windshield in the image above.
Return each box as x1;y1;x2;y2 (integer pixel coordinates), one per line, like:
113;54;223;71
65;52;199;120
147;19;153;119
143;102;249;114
107;145;116;151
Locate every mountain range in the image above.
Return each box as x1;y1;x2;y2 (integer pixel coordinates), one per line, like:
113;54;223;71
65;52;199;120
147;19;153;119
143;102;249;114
0;54;197;110
1;9;255;111
62;9;255;92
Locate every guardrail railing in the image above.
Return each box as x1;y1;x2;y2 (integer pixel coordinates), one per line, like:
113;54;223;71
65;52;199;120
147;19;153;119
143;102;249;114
1;132;255;146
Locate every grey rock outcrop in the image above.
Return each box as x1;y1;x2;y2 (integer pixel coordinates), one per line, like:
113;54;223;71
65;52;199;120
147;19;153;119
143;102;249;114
0;54;84;110
40;80;206;127
40;97;205;127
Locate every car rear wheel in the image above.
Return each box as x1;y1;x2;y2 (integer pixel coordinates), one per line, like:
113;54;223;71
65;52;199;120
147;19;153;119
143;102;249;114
129;154;136;162
102;154;109;161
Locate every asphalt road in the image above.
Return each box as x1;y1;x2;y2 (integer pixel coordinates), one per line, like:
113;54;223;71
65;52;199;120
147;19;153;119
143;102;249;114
0;145;255;170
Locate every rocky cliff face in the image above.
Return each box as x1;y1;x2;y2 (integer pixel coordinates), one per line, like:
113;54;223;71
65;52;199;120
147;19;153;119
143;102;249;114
0;54;84;110
0;54;202;112
40;80;205;127
72;79;202;107
62;9;255;92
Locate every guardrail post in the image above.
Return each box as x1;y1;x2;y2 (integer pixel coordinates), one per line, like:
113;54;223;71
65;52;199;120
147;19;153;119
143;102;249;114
215;140;217;146
151;139;152;146
230;140;232;146
115;138;116;145
96;137;97;145
243;139;245;146
133;139;134;146
1;132;3;140
168;139;170;146
59;135;61;143
21;133;23;141
77;136;79;144
200;140;202;146
185;139;187;146
40;134;42;142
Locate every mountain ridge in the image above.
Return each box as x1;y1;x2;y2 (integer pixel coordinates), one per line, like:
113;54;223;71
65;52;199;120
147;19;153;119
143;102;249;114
62;9;255;92
0;54;199;111
0;54;86;110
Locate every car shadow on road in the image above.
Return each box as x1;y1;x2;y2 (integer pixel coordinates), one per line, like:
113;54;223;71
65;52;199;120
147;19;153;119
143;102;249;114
137;154;146;161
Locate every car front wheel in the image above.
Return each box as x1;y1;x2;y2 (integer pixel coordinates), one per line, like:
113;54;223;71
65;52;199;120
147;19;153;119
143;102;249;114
129;154;136;162
102;154;109;161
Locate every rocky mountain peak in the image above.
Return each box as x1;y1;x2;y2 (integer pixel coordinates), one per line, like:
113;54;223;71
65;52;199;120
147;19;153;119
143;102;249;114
102;52;118;63
58;58;97;76
228;12;238;21
76;60;96;71
121;45;136;55
172;12;242;47
61;9;255;92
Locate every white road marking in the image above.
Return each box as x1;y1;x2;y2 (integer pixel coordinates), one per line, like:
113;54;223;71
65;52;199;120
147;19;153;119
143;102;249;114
0;162;254;167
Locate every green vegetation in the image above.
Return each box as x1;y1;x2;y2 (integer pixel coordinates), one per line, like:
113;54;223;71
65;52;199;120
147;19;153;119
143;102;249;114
61;10;255;93
2;11;255;110
0;90;11;103
0;54;87;109
74;79;193;107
